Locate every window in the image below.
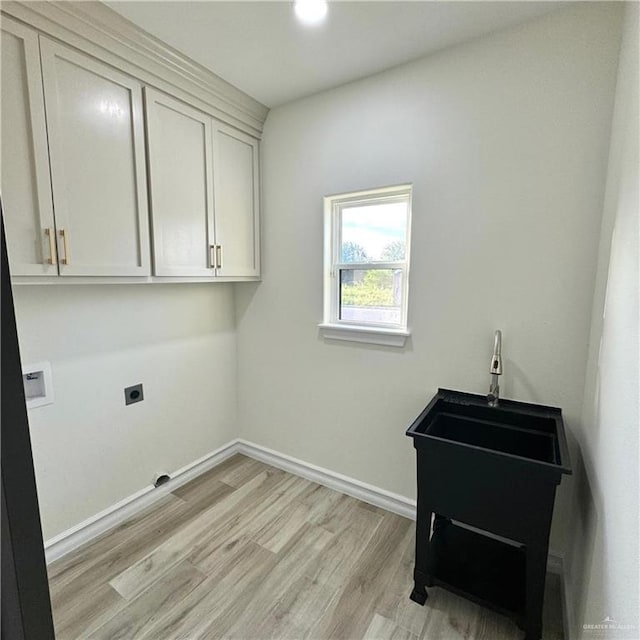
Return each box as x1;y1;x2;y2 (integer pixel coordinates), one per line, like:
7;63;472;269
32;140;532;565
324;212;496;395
320;184;412;347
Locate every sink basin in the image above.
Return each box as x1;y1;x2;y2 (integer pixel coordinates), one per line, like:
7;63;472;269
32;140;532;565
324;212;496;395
407;388;571;472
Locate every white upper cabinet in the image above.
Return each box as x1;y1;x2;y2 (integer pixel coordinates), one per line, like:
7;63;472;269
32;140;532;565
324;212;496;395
212;123;260;278
145;89;261;278
40;37;150;276
1;2;263;283
144;88;215;277
1;18;57;276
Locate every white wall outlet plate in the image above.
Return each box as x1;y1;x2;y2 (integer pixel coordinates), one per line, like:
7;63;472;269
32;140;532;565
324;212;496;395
22;361;54;409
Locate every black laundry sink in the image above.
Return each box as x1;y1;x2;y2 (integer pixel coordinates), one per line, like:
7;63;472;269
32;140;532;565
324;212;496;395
408;389;571;470
406;388;571;640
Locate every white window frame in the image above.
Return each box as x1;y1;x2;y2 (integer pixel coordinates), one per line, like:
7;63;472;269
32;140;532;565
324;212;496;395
319;184;412;347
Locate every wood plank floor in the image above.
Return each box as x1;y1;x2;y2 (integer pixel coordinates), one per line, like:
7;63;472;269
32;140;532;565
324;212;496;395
48;455;564;639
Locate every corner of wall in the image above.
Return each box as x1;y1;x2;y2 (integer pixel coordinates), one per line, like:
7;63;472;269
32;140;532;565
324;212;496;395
563;2;640;637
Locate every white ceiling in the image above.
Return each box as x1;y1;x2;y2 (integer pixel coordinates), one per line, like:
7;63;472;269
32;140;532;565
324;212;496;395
106;1;567;108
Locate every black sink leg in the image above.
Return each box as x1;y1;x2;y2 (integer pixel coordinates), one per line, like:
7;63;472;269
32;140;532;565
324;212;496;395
523;543;547;640
410;583;428;605
411;502;433;607
411;568;430;605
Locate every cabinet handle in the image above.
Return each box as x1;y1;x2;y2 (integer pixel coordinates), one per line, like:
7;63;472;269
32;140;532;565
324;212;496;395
216;245;223;270
208;245;216;269
59;228;70;265
45;228;57;265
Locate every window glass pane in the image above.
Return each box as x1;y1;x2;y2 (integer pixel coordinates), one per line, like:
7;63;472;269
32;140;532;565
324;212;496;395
339;268;403;325
340;200;407;262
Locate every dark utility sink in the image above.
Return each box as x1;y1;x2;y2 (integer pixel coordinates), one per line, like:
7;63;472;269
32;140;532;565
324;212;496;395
405;390;572;544
406;389;572;640
407;388;571;472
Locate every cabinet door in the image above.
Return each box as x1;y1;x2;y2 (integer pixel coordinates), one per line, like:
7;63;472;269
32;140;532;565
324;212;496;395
144;88;215;276
1;19;57;276
212;122;260;278
40;38;150;276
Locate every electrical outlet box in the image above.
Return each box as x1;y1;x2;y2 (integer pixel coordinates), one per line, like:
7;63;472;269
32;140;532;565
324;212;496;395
22;362;54;409
124;383;144;406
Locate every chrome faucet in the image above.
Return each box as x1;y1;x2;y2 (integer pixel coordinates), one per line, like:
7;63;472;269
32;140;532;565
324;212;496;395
487;329;502;407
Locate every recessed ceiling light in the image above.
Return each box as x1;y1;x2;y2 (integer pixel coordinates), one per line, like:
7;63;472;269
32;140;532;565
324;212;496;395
294;0;328;26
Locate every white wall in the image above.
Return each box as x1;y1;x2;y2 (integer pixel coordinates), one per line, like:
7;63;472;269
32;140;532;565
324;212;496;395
13;284;237;540
236;3;623;554
566;3;639;637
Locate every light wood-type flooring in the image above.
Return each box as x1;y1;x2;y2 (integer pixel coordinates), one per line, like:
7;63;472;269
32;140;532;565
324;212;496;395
48;454;564;639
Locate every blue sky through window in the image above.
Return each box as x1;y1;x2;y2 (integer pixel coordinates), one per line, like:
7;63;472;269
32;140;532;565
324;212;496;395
341;201;407;261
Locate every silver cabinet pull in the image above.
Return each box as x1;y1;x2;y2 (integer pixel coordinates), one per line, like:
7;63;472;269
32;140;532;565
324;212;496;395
216;245;223;269
59;228;70;265
45;228;57;265
208;244;216;269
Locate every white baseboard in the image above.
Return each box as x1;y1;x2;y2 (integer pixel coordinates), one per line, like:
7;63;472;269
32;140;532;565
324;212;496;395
236;439;417;520
44;439;240;564
45;437;417;565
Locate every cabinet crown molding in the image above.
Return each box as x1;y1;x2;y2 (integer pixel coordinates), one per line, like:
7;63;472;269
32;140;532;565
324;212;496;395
1;0;269;137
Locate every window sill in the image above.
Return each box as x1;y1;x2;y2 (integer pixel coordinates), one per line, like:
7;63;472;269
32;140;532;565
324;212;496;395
318;323;410;347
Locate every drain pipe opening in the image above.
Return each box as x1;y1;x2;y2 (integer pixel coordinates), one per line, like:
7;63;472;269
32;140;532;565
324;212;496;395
153;472;171;488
